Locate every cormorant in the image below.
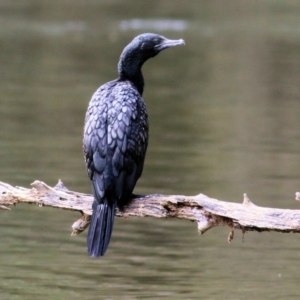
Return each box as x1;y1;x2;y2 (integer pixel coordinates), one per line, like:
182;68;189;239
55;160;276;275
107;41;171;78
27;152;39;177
83;33;185;257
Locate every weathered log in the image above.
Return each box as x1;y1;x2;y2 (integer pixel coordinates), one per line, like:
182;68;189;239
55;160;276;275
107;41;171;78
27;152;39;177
1;180;300;242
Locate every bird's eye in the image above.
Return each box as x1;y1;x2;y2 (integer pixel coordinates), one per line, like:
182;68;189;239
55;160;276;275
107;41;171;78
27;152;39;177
153;39;159;45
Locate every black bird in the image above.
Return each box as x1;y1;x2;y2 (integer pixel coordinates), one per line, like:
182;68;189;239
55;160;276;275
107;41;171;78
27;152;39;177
83;33;185;257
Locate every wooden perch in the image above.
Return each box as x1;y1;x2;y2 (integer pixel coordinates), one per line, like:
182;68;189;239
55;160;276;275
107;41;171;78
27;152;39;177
1;180;300;242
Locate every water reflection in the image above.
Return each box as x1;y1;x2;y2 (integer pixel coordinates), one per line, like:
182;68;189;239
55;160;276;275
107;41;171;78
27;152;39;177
120;19;188;31
1;1;300;299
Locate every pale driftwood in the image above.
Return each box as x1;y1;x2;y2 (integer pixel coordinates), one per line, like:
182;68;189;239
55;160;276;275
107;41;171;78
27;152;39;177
1;180;300;242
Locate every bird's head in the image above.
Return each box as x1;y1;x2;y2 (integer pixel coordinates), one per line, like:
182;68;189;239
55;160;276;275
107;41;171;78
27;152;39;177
129;33;185;58
118;33;184;90
118;33;185;72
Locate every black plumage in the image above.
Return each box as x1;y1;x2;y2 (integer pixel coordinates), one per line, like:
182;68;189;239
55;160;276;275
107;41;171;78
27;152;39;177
83;33;184;257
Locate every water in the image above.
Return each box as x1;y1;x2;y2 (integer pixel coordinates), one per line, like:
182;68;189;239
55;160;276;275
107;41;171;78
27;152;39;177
1;1;300;299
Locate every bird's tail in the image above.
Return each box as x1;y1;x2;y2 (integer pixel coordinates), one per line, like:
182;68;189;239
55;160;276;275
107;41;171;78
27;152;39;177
87;201;117;257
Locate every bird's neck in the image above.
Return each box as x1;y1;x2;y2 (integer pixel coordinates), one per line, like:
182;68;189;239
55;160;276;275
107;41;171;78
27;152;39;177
118;55;145;95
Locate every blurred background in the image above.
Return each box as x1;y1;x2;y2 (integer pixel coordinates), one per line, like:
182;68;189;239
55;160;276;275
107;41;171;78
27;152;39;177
1;1;300;299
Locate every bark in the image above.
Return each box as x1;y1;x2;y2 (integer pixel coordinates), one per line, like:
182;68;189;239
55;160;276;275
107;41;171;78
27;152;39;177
1;180;300;242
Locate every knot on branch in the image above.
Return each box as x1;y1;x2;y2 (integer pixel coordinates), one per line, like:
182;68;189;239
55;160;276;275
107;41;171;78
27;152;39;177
242;193;255;206
197;213;216;234
31;180;54;192
0;205;10;210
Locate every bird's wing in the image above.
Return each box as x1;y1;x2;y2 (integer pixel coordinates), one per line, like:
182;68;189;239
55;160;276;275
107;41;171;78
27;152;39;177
83;82;148;206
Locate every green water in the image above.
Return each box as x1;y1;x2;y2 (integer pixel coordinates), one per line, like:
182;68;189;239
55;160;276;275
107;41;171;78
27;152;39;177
1;1;300;299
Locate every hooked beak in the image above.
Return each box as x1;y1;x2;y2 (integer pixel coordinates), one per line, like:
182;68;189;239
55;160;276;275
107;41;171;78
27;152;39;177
155;38;185;51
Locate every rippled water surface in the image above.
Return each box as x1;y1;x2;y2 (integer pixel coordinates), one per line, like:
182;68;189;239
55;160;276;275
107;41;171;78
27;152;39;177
1;1;300;299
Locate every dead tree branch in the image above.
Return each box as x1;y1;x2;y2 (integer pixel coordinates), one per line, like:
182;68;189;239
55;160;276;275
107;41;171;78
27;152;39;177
1;180;300;241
